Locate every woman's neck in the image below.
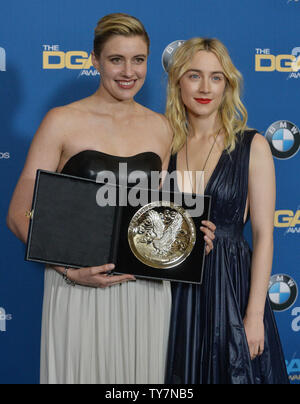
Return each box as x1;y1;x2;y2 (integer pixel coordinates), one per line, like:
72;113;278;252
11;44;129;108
187;111;222;140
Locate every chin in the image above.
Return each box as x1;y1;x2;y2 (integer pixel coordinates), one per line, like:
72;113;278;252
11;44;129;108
188;105;218;118
114;86;143;101
116;92;138;102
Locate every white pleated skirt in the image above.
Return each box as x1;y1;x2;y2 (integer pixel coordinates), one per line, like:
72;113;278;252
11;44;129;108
40;267;171;384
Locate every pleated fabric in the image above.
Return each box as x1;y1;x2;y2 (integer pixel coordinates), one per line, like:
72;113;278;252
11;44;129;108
40;150;171;384
40;267;171;384
165;130;289;384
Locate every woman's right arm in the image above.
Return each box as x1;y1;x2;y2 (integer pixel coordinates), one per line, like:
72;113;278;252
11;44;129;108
7;108;64;243
6;107;135;288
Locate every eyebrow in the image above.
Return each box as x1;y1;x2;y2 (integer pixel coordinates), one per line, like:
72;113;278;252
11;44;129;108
107;54;147;58
186;69;225;75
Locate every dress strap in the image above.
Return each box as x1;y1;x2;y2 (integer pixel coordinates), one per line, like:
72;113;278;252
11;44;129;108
238;130;258;221
167;153;177;174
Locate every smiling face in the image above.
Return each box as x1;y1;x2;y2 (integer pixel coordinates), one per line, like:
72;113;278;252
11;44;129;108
179;50;227;119
93;35;148;102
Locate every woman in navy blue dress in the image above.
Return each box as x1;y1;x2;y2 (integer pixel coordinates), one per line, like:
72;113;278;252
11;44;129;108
165;38;289;384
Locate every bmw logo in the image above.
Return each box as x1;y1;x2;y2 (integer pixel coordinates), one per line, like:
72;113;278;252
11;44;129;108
162;40;186;73
265;120;300;159
268;274;298;312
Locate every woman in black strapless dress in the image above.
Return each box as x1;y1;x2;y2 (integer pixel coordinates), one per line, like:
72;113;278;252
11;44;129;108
6;13;166;385
164;38;289;384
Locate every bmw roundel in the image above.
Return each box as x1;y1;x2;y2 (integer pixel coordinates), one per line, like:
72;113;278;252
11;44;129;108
265;120;300;159
268;274;298;312
162;40;186;73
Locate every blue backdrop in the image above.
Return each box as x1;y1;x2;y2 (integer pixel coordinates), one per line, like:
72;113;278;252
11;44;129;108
0;0;299;384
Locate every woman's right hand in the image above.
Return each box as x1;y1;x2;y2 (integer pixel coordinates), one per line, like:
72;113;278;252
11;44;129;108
58;264;136;288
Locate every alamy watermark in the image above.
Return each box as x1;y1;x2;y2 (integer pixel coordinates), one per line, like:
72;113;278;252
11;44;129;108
0;47;6;72
0;307;12;332
95;165;205;217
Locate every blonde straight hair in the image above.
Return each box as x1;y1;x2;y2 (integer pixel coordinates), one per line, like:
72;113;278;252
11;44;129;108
166;38;248;154
93;13;150;58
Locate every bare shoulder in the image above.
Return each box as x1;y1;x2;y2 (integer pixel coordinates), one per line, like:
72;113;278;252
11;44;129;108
37;99;89;140
154;112;172;138
156;112;173;135
39;105;74;131
140;105;173;141
250;133;272;156
30;103;84;159
249;133;274;172
44;101;86;123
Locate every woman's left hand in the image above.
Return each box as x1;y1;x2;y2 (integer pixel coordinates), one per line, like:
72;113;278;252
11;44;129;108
200;220;216;255
243;313;265;360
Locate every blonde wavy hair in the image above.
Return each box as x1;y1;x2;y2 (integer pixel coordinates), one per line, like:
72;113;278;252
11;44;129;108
93;13;150;58
166;38;248;154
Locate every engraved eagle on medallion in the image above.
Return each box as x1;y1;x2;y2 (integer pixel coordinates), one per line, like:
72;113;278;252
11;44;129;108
136;209;186;256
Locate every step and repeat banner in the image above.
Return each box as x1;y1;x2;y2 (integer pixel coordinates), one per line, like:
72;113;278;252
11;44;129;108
0;0;299;384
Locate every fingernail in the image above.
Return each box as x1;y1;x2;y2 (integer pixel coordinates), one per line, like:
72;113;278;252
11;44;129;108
108;264;115;270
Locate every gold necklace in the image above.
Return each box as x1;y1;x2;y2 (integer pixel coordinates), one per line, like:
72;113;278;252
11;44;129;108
185;128;222;194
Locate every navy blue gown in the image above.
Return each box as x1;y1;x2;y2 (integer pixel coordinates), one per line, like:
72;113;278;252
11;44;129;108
166;130;289;384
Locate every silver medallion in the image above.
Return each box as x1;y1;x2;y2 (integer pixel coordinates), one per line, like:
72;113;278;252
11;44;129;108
128;201;196;269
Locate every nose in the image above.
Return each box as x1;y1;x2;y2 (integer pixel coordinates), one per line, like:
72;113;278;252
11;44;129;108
199;76;210;94
122;61;134;78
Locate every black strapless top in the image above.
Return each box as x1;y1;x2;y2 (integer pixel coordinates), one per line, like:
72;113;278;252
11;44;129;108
61;150;162;182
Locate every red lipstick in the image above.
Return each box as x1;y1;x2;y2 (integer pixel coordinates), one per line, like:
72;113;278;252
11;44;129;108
195;98;212;104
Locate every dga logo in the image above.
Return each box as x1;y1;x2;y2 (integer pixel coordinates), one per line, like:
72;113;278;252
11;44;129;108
0;152;10;159
268;274;298;312
0;47;6;72
275;209;300;234
42;45;99;78
255;47;300;79
162;40;186;72
0;307;12;332
265;120;300;159
286;358;300;383
292;307;300;332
